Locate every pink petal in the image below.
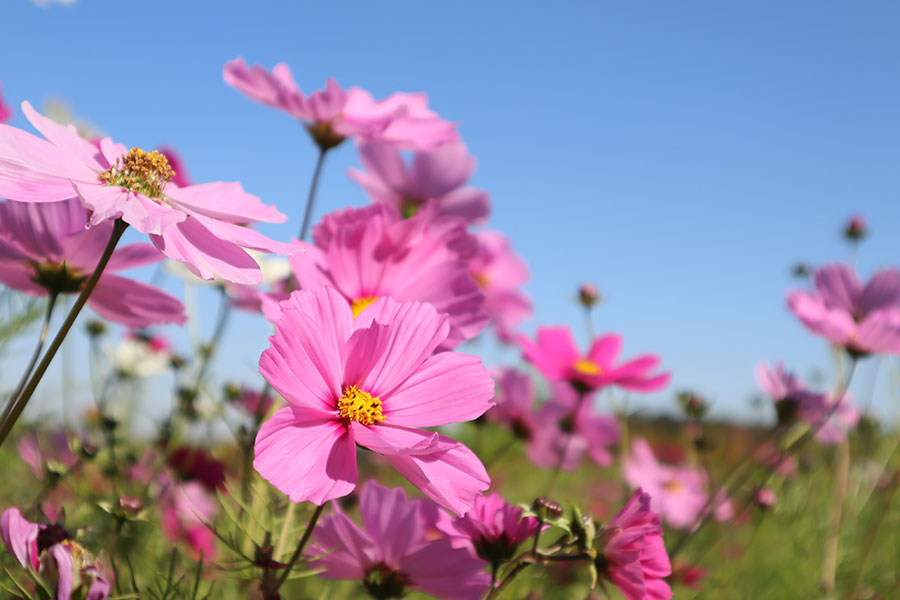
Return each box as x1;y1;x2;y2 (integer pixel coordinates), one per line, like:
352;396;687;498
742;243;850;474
21;101;104;172
89;274;187;327
386;436;489;515
151;217;262;284
787;290;857;345
861;268;900;313
356;142;409;192
105;242;164;272
587;333;624;368
358;481;424;565
0;508;39;570
49;543;74;600
520;326;581;381
401;539;491;600
349;298;450;397
254;406;357;505
308;512;374;579
166;182;286;224
351;422;444;455
382;351;495;427
814;263;862;313
259;288;353;412
438;187;491;225
410;142;475;199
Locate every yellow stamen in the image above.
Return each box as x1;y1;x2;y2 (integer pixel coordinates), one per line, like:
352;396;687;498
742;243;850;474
98;147;174;199
351;296;379;318
573;359;602;376
663;479;685;493
472;271;490;289
338;385;385;426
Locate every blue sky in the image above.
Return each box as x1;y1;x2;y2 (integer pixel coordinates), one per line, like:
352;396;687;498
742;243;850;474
2;1;900;422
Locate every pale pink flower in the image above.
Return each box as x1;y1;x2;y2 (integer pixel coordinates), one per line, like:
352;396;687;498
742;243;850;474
308;482;491;600
485;368;539;440
1;507;111;600
349;141;489;223
598;489;672;600
269;203;487;349
788;263;900;356
224;58;458;151
0;198;185;327
436;492;539;569
623;438;720;529
519;326;670;394
0;83;10;123
527;383;619;471
469;231;532;342
756;362;859;445
255;287;494;514
0;102;292;284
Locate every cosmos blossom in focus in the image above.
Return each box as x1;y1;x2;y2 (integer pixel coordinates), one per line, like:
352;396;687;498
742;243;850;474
349;141;489;223
596;490;673;600
224;58;459;151
267;203;487;349
0;102;293;284
519;326;670;394
308;482;491;600
0;198;186;327
255;287;494;514
788;263;900;356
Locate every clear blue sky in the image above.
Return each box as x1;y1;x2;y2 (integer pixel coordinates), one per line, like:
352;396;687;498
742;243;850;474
2;1;900;422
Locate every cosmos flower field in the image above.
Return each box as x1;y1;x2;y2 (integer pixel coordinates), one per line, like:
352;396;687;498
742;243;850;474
0;60;898;600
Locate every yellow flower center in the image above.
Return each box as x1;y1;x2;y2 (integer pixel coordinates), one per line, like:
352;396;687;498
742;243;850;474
663;478;685;494
31;261;86;294
338;385;385;426
573;359;602;376
99;147;175;199
351;296;379;318
472;271;490;289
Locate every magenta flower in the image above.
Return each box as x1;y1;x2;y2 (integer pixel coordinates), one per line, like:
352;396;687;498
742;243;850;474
486;368;539;440
756;362;860;445
0;198;186;327
469;232;532;342
597;490;672;600
349;141;489;223
1;507;111;600
277;203;487;349
623;438;729;529
0;83;10;123
436;492;539;570
255;287;494;514
519;326;670;394
308;482;490;600
527;383;619;470
224;58;458;151
0;102;292;284
788;263;900;356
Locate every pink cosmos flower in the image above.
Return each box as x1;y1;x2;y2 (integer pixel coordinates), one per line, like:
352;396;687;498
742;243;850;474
0;197;186;327
255;287;494;515
436;492;539;570
224;58;458;151
0;83;10;123
0;102;292;284
597;490;672;600
756;362;860;445
1;507;111;600
787;263;900;356
519;326;670;394
485;368;539;440
17;431;78;480
349;141;489;223
270;203;487;350
308;481;491;600
527;383;619;471
469;232;532;342
623;438;728;529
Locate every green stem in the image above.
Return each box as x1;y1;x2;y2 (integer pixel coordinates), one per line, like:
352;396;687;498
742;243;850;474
5;292;59;406
484;560;532;600
274;503;326;592
298;148;328;241
0;220;127;448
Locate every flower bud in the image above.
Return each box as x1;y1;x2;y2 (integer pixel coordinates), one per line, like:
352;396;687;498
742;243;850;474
843;214;867;241
532;497;564;518
578;283;601;308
